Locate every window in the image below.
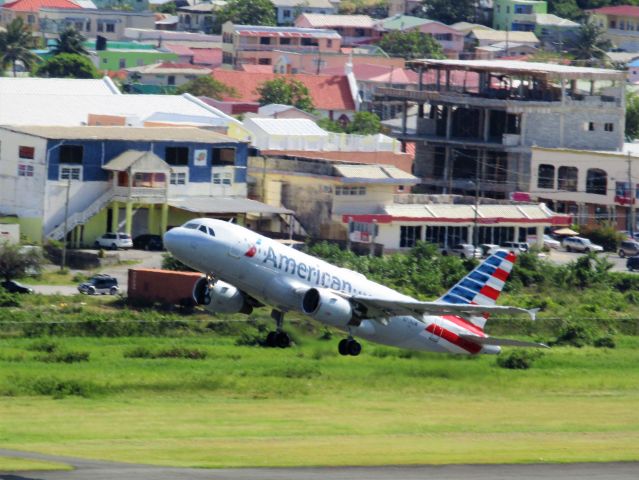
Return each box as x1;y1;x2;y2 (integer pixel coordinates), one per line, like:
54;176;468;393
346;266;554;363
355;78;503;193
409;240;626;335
165;147;189;166
434;33;452;41
60;166;81;181
283;9;291;18
170;172;187;185
258;58;271;65
97;22;103;32
280;37;291;45
400;226;422;248
59;145;83;164
119;58;126;69
136;59;144;66
167;75;176;85
260;37;271;45
537;164;555;189
213;172;232;185
586;168;607;195
605;123;614;132
27;14;35;24
103;58;108;64
106;23;115;33
558;166;578;192
18;163;34;177
335;186;365;195
212;147;235;165
327;39;332;48
587;122;595;131
19;146;34;159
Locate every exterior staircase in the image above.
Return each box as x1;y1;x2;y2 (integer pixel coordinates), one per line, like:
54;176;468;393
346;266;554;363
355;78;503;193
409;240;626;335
46;189;115;241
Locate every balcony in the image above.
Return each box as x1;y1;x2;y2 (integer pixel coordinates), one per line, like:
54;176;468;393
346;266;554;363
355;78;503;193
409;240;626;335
236;43;320;53
113;186;167;202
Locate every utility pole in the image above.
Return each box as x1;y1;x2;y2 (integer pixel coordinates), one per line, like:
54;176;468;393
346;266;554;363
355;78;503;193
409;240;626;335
629;152;636;237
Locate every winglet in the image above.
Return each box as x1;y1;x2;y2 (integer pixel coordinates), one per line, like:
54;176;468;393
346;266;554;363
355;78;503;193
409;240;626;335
528;308;540;321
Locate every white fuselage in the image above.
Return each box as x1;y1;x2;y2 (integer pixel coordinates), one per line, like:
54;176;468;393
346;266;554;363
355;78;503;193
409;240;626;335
164;219;495;354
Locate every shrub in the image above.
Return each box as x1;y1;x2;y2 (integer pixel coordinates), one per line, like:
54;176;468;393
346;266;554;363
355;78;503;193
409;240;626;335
496;349;543;369
36;350;90;363
26;340;59;353
580;222;625;252
156;347;207;360
72;272;87;283
0;291;21;308
551;323;596;348
123;346;153;358
26;376;96;398
594;336;616;349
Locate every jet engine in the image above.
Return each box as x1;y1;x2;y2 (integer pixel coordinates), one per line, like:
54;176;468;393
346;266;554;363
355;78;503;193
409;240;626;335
301;287;353;327
192;277;253;314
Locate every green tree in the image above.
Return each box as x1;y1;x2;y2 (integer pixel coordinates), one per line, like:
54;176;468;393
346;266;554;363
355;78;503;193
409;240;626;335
568;22;612;66
0;18;40;77
175;75;238;99
378;30;445;60
420;0;475;25
214;0;276;32
317;118;345;133
0;242;43;281
346;111;382;134
626;90;639;141
157;1;177;14
548;0;584;22
52;26;88;56
256;77;314;112
36;53;99;79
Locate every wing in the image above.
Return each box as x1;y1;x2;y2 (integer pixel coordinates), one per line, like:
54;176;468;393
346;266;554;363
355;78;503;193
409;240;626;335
348;296;537;322
458;334;549;349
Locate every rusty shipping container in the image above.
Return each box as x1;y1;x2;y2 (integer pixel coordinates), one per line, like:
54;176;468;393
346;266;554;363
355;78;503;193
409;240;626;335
128;268;203;305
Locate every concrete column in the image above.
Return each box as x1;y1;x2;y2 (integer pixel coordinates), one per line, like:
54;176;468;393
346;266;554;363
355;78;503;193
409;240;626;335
160;202;169;234
125;201;133;235
445;69;451;91
520;113;527;145
445;106;452;139
418;66;424;91
535;225;544;248
467;225;474;245
481;150;487;196
443;146;451;194
418;103;424;118
483;109;490;142
402;100;408;135
110;201;119;233
148;204;156;234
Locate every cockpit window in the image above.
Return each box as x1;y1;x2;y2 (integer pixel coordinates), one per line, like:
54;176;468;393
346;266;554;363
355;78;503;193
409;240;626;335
184;223;199;229
208;227;215;237
198;225;208;234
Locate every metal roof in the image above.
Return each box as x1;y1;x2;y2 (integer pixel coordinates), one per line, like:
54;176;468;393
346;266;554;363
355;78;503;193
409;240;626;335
334;164;418;183
383;203;558;221
299;14;376;29
271;0;333;8
168;196;293;215
2;126;237;143
469;29;539;43
406;59;626;80
103;150;170;172
245;118;329;136
233;24;341;39
0;76;119;95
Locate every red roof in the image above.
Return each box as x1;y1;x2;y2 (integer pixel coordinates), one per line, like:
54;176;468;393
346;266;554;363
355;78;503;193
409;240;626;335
191;48;222;67
156;62;209;70
211;69;356;111
164;44;194;57
2;0;80;11
322;63;418;84
588;5;639;17
239;64;275;73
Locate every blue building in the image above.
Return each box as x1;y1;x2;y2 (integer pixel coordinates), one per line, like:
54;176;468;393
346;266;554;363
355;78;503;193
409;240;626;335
0;126;291;245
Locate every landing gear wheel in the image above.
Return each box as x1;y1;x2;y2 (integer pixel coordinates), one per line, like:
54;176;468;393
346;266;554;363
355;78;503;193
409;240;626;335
266;331;277;347
348;340;362;356
338;338;361;356
338;339;350;356
276;331;291;348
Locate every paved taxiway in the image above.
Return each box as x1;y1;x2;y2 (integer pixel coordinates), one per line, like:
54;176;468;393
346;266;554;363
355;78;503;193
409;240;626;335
1;449;637;480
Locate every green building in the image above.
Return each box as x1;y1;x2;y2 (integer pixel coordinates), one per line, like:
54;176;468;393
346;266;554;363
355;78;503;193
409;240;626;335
92;46;178;71
493;0;547;31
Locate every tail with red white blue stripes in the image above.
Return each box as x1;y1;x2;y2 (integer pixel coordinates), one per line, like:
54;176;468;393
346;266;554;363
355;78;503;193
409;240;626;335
437;250;517;330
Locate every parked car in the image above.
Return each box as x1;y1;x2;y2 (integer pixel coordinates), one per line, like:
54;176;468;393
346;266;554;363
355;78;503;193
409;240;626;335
480;243;500;257
562;236;604;253
543;234;561;249
78;274;119;295
501;241;530;253
1;279;33;294
94;232;133;250
627;256;639;271
619;240;639;258
440;244;482;259
133;234;163;251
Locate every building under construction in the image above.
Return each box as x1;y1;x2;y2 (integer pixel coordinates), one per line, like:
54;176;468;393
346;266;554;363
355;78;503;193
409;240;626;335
377;59;626;199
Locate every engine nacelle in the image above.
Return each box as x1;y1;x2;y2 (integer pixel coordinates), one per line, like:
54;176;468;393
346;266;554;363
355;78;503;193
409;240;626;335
192;277;253;314
301;287;353;327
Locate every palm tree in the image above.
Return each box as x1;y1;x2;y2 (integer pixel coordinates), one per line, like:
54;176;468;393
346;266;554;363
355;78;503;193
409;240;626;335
52;26;88;56
569;22;613;67
0;18;40;77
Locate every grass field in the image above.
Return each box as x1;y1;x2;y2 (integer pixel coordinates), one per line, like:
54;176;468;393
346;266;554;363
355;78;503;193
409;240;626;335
0;456;72;472
1;330;638;468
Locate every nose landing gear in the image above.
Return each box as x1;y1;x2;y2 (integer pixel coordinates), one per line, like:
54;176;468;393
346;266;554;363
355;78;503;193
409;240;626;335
265;309;291;348
338;337;361;356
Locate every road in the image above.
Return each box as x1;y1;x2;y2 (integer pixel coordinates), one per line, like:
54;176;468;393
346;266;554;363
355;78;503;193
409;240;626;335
0;449;637;480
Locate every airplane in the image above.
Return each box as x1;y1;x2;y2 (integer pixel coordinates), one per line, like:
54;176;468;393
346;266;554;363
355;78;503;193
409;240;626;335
163;218;545;356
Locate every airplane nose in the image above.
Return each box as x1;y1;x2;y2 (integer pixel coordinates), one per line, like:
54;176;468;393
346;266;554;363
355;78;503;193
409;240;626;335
163;228;180;254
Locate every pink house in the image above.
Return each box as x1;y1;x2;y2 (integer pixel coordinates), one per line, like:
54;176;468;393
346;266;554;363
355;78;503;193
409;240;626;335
377;15;465;58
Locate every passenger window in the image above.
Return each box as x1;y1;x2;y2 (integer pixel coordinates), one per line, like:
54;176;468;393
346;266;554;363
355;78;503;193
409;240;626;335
207;227;215;237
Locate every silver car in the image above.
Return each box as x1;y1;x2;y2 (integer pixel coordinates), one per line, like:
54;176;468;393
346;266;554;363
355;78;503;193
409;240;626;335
562;236;604;253
94;232;133;250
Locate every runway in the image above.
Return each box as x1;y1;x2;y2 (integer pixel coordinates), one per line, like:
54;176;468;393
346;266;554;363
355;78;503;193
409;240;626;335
1;449;637;480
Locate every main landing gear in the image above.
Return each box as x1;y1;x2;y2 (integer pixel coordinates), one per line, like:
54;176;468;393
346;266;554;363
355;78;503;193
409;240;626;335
338;337;362;356
265;309;291;348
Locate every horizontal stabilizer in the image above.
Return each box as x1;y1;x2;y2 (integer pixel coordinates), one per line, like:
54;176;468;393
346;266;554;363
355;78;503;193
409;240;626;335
459;334;549;348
